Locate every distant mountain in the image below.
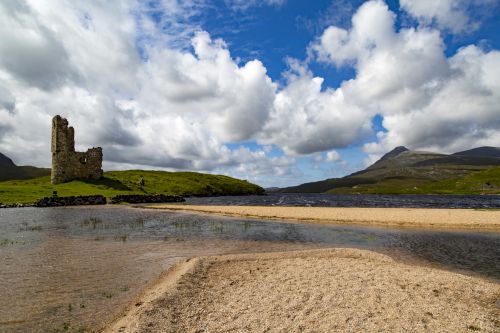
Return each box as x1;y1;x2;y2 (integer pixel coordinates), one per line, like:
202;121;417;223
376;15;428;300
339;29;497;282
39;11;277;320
0;152;15;167
277;178;340;193
453;146;500;158
264;187;281;192
281;146;500;194
0;153;51;181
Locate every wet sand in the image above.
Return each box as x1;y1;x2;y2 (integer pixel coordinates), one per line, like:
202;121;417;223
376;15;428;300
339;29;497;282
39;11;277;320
148;205;500;230
105;248;500;333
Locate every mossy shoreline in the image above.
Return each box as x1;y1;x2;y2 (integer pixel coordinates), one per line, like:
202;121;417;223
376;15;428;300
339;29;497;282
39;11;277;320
0;170;264;205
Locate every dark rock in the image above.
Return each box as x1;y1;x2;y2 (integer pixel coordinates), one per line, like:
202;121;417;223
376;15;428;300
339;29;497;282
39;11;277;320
110;194;185;204
33;195;107;207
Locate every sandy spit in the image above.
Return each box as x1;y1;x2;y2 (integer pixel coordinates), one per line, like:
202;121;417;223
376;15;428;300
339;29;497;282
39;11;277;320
104;248;499;333
145;205;500;230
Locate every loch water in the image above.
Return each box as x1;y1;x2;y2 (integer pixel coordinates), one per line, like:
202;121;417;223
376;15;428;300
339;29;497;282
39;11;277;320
185;192;500;208
0;200;499;332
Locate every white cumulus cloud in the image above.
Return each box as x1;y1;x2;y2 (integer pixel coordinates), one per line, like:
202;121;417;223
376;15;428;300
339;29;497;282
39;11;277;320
326;150;341;162
310;0;500;162
260;59;371;155
400;0;498;34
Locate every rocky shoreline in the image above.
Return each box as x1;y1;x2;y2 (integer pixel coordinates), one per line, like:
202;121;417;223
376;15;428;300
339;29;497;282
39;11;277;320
0;194;185;208
34;195;107;207
110;194;185;204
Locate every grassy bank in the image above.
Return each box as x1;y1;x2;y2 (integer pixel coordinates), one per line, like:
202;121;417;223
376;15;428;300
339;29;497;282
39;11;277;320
0;170;264;204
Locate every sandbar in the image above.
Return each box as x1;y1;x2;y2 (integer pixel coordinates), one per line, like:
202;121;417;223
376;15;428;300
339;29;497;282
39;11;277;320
146;205;500;230
104;248;499;333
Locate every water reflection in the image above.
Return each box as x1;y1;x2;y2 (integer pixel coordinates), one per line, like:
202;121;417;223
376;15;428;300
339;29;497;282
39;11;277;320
0;206;498;333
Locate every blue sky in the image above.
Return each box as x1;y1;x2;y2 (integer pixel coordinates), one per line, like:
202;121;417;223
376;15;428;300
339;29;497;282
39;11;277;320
0;0;499;187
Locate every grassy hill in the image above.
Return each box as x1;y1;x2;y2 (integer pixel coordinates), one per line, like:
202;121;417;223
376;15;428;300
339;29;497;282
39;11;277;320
0;170;264;204
282;146;500;194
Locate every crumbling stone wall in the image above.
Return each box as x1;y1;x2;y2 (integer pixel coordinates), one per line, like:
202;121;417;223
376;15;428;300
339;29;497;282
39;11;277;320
51;115;103;184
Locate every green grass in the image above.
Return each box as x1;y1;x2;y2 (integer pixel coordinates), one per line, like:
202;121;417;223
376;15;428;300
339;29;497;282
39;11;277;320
0;170;264;204
325;167;500;195
412;166;500;194
325;177;433;194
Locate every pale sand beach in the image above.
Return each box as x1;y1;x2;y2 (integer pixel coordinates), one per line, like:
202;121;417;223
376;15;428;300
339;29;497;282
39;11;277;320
146;205;500;230
105;248;499;333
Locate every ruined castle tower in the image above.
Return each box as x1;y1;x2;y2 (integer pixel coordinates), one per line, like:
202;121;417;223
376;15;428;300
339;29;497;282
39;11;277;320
51;115;103;184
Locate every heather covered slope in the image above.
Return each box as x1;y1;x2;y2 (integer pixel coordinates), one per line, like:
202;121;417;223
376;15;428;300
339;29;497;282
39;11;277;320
0;170;264;204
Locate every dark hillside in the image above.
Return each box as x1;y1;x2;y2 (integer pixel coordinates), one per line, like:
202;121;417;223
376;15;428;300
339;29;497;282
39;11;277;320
453;146;500;158
0;152;15;167
0;152;51;181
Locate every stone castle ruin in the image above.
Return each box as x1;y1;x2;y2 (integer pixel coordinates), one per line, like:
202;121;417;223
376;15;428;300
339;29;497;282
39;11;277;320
51;115;103;184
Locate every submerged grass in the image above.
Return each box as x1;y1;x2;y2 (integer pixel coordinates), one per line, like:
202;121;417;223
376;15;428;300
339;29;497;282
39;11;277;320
0;170;264;204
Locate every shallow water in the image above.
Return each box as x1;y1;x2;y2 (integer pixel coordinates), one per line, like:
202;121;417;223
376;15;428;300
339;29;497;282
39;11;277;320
0;206;498;332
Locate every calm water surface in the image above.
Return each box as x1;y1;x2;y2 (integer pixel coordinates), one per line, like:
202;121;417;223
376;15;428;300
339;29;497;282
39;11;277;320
0;205;499;332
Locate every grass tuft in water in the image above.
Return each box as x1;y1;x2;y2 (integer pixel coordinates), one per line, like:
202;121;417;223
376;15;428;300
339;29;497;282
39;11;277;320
19;222;43;231
100;292;113;299
129;218;145;228
114;234;128;242
80;217;103;229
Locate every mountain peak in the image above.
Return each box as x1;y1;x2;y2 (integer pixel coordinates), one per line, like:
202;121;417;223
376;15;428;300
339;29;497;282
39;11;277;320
0;152;16;167
378;146;409;162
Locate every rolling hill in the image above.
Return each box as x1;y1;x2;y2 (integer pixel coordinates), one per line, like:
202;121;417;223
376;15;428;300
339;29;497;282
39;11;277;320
0;153;51;181
281;146;500;194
